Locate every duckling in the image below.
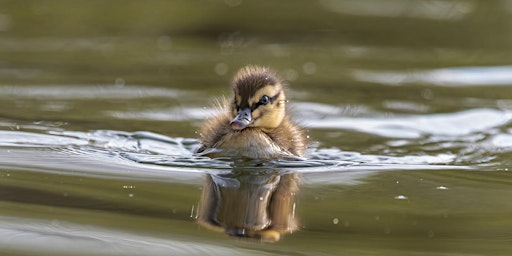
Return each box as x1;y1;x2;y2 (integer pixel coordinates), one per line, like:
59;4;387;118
197;65;306;159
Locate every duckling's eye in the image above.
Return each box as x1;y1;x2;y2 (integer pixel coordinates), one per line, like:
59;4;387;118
259;95;270;105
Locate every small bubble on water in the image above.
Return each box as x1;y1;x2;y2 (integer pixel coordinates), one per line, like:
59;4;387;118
436;186;448;190
51;219;61;226
128;193;134;198
333;218;339;225
115;78;125;87
421;88;434;100
156;36;172;51
394;195;408;200
285;68;299;81
302;62;317;75
0;14;12;32
214;62;229;76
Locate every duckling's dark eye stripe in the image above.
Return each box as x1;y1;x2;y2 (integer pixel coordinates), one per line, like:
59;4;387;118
251;92;281;110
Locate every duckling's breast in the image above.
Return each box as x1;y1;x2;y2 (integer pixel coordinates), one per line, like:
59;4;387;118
213;129;288;159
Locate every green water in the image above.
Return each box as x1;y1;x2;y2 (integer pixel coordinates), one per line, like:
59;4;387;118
1;1;512;255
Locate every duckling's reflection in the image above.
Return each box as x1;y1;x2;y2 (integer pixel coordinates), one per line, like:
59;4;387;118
196;168;300;242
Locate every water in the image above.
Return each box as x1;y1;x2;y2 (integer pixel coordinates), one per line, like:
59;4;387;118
2;1;512;255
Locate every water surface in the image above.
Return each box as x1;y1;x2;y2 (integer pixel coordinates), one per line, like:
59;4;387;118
1;1;512;255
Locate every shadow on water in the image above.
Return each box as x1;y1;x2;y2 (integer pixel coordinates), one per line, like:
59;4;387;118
196;168;300;242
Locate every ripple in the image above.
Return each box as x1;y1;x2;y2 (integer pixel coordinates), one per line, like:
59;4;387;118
0;128;470;185
0;217;265;256
0;130;87;147
303;108;512;139
0;130;205;183
0;85;183;100
491;133;512;149
352;65;512;86
107;107;214;121
319;0;473;21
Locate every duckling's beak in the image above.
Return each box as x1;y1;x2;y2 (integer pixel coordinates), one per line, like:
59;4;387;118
230;108;252;130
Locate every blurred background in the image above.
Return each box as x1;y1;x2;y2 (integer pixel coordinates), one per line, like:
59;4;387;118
2;1;512;135
2;1;512;81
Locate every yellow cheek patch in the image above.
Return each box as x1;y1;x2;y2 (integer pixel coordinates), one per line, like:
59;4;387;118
252;105;285;129
252;108;262;120
250;95;286;129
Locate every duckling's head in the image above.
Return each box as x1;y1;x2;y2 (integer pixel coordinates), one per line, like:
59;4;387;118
229;66;287;131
